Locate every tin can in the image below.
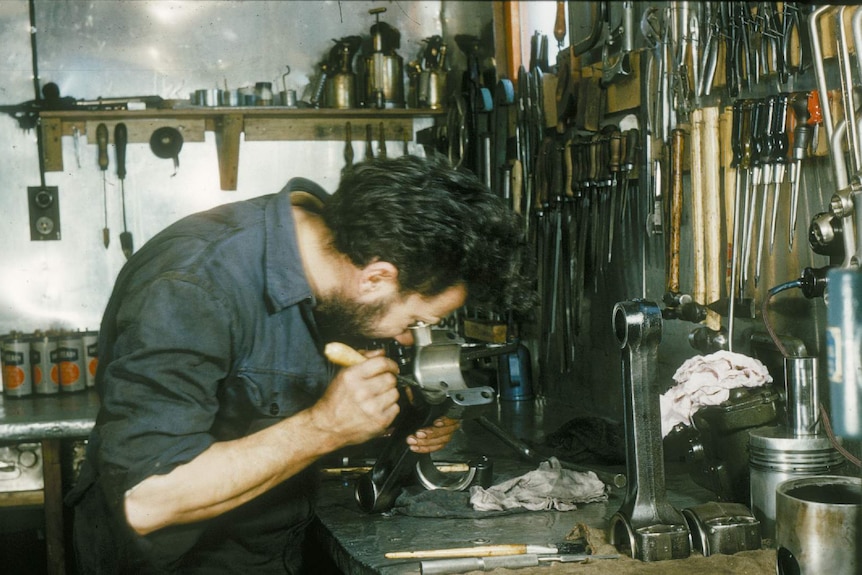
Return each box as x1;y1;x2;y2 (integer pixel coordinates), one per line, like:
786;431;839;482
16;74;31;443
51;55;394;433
30;331;59;395
2;332;33;397
82;331;98;388
53;332;86;392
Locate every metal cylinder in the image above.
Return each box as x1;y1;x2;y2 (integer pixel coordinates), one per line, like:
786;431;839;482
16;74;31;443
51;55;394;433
364;53;404;108
784;356;820;435
775;475;860;575
826;268;862;438
82;331;98;389
55;332;86;392
2;333;32;397
749;427;845;540
30;331;58;395
325;73;356;109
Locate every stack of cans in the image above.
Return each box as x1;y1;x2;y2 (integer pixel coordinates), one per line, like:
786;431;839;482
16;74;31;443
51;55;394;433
1;329;98;398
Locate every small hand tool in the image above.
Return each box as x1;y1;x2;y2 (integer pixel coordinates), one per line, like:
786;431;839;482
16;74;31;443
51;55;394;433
768;94;789;255
115;123;133;258
419;553;619;575
343;122;353;168
788;92;814;250
365;124;374;160
324;342;418;390
387;542;575;559
96;122;109;248
377;121;387;159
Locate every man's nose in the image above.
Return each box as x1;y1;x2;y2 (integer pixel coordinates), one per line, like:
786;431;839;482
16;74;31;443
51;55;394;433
393;331;414;346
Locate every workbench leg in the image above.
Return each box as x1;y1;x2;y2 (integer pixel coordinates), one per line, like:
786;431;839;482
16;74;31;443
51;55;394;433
42;439;66;575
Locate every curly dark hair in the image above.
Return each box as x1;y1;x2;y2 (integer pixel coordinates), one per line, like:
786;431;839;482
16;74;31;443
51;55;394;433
322;155;535;313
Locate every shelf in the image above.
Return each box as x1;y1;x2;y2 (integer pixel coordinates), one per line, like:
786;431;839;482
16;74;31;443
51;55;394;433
40;107;443;190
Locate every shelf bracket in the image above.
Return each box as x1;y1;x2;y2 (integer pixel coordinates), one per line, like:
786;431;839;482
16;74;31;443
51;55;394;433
214;113;243;191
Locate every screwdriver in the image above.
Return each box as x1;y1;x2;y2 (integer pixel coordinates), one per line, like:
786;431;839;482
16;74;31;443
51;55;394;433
96;123;109;248
788;92;814;251
324;342;419;390
768;93;789;255
115;123;134;259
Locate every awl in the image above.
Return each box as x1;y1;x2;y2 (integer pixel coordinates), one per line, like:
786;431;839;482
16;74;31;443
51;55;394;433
419;553;620;574
385;543;569;559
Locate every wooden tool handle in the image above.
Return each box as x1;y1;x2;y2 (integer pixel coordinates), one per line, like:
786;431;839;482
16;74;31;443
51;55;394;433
324;342;367;367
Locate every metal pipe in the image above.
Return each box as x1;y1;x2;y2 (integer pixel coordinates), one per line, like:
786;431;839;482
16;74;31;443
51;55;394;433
837;6;860;174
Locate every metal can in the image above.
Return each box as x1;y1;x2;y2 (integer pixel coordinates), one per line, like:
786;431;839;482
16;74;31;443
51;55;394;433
53;332;86;393
2;332;33;398
30;331;59;395
82;331;98;388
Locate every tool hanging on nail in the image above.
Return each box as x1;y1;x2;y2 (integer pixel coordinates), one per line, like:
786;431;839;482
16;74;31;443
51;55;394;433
96;122;110;249
344;122;353;168
115;123;133;259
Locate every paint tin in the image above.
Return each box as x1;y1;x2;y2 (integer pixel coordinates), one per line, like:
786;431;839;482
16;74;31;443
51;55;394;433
53;332;86;392
82;331;98;388
2;332;33;397
30;331;59;395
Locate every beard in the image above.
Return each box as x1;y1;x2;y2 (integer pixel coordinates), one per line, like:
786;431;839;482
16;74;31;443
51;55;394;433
313;291;390;345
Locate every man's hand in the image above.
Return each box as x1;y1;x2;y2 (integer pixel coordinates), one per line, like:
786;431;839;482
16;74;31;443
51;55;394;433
310;352;402;448
407;416;460;453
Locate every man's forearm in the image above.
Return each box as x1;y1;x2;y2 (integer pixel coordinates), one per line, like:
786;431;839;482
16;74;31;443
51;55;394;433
124;408;341;535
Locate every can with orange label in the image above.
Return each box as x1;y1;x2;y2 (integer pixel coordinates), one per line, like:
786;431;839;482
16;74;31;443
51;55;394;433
53;332;86;393
31;331;59;395
82;331;98;388
2;333;33;398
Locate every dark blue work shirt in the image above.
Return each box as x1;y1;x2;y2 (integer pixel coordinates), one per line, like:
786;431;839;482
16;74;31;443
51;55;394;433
69;181;333;574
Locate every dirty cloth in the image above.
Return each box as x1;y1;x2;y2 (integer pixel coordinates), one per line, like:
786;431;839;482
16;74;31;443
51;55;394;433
469;457;608;512
660;351;773;438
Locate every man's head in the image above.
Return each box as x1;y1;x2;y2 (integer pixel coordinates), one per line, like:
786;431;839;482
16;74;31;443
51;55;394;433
321;154;534;327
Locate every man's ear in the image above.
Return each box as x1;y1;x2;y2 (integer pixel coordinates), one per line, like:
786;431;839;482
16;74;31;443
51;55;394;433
358;261;399;295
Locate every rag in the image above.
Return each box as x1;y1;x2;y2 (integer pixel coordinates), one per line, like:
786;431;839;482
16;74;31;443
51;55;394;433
660;351;773;437
469;457;607;512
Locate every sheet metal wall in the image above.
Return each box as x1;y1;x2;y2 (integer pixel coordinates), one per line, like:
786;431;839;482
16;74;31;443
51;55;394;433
0;0;491;336
0;1;842;422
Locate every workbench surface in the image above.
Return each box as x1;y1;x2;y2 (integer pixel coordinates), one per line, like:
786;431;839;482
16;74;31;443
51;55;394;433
0;389;99;442
312;398;777;575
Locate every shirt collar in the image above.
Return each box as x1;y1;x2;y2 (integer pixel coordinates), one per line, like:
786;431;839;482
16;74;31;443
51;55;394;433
263;189;317;311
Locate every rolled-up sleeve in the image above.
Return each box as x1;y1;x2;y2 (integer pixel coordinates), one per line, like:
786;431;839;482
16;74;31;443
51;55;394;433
96;274;233;494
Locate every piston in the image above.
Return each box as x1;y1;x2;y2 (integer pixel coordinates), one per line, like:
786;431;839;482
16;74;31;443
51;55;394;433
749;355;845;540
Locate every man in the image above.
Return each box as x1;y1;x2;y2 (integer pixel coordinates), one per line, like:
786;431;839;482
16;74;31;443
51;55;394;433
68;154;533;574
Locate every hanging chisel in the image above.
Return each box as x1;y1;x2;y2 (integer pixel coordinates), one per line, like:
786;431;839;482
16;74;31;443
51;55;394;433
768;94;789;255
365;124;374;160
344;122;354;168
96;122;110;248
115;122;134;259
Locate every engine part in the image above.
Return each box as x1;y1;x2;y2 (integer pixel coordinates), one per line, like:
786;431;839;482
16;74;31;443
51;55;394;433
682;501;761;557
776;475;860;575
608;300;691;561
749;428;845;540
353;324;495;512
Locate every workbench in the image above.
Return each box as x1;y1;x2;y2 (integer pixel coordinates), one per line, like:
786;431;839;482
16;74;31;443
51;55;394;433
311;398;778;575
0;389;100;575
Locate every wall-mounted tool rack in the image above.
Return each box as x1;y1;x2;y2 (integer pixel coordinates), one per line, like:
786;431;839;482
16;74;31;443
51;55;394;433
39;108;443;190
